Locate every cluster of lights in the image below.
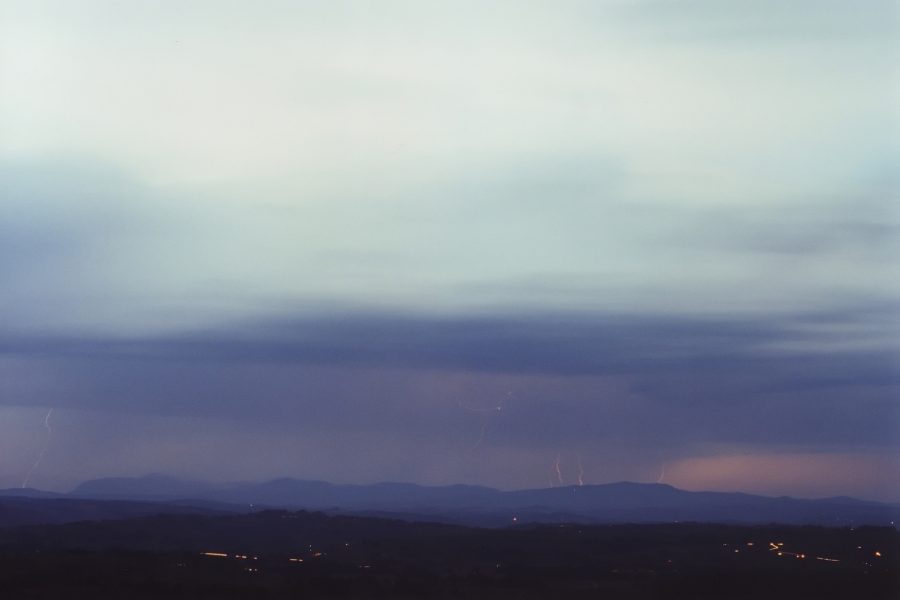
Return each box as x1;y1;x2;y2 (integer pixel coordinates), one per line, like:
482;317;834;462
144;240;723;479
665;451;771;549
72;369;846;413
766;541;849;564
201;551;309;563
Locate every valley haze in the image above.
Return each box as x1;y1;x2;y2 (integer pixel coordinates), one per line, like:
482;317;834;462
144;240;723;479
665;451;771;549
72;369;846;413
3;475;897;529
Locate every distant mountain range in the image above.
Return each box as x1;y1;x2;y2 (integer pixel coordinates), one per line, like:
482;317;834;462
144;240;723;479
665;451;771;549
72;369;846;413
1;475;896;529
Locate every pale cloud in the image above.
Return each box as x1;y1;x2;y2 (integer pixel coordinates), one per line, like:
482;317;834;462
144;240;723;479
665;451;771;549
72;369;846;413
2;0;894;200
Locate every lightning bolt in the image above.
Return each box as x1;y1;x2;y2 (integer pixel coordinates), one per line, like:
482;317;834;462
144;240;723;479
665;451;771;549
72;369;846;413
459;391;508;451
553;453;564;486
471;419;491;451
21;408;54;489
576;453;585;487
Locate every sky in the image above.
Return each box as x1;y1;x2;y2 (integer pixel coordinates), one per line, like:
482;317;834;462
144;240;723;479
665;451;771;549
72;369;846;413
1;0;898;500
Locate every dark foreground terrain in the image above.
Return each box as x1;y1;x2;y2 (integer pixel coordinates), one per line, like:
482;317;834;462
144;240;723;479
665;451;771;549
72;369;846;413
0;511;896;599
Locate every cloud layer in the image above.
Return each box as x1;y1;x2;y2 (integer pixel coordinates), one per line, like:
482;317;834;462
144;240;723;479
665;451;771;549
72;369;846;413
1;0;897;498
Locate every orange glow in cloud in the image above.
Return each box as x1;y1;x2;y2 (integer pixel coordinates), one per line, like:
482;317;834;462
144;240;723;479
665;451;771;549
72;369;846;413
664;452;900;500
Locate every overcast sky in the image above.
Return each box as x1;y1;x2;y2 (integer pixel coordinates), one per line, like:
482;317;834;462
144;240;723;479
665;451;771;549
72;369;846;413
1;0;898;500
